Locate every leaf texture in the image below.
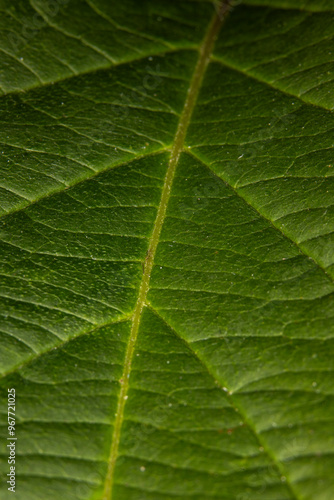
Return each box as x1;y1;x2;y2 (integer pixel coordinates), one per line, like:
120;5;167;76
0;1;334;500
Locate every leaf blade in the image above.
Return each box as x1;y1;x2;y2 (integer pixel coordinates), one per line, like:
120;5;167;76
0;1;333;500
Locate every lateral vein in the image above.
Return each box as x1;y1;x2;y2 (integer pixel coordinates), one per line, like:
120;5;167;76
102;3;230;499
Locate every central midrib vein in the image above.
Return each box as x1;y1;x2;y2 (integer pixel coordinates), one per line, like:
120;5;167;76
102;3;229;499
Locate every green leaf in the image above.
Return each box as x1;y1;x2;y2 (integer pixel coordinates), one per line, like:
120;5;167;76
0;1;334;499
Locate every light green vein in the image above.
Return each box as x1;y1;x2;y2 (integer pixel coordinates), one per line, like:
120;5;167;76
147;305;301;500
0;47;184;99
101;3;230;499
0;317;131;380
0;149;167;221
187;149;334;286
211;54;333;111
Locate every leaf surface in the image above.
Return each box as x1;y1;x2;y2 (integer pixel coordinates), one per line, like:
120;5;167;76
0;1;334;500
